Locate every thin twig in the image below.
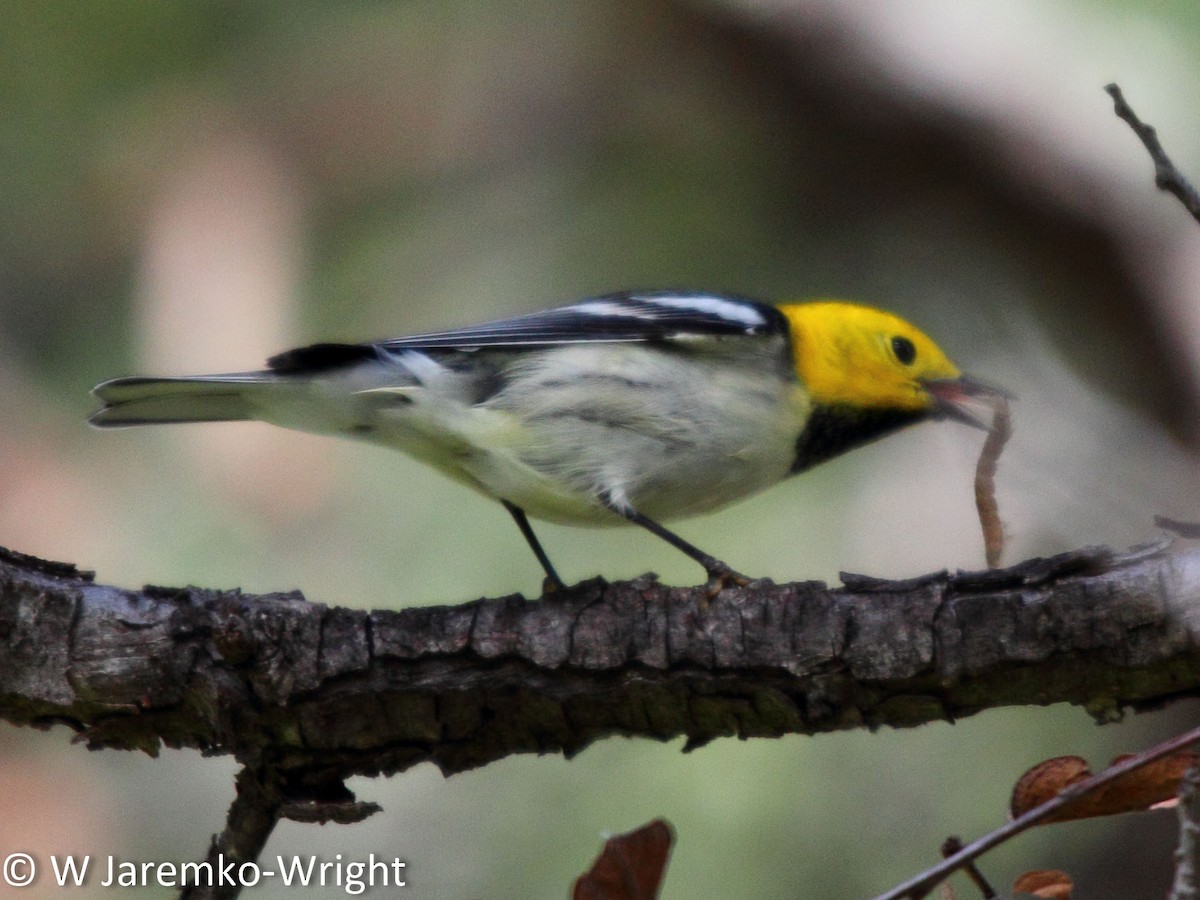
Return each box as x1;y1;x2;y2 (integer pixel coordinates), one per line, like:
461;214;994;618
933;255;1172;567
1106;83;1200;224
941;837;995;898
873;725;1200;900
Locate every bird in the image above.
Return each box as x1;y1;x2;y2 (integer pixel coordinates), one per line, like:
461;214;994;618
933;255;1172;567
90;290;1002;590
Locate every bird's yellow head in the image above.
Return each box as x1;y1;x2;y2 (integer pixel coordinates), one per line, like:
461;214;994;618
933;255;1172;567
779;301;963;414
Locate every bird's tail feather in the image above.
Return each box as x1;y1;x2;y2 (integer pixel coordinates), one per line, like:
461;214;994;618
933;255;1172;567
89;373;278;428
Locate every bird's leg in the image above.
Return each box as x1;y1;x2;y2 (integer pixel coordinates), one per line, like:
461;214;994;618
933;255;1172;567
502;500;566;593
600;497;751;593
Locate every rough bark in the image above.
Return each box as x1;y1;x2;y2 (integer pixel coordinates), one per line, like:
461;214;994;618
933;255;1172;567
4;540;1200;796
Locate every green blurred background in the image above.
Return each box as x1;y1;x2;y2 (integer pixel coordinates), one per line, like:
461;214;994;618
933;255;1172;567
3;1;1200;897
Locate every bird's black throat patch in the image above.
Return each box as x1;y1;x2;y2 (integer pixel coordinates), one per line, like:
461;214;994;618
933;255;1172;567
791;405;928;474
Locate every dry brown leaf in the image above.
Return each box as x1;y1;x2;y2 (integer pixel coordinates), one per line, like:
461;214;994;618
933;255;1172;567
1014;868;1074;899
1010;756;1091;816
974;397;1012;568
1010;751;1200;823
572;819;674;900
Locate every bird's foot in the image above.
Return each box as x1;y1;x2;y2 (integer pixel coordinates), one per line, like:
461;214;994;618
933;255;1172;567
703;565;752;599
541;574;568;596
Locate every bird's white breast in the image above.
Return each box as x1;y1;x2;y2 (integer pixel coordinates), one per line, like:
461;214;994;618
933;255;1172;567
260;340;812;525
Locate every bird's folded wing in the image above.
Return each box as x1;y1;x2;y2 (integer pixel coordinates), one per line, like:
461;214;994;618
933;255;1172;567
267;291;788;372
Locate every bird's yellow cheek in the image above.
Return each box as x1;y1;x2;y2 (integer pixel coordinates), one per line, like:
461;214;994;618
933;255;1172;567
875;382;934;414
911;383;935;410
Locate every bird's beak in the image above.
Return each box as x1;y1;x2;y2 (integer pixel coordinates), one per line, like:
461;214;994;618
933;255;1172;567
925;375;1013;430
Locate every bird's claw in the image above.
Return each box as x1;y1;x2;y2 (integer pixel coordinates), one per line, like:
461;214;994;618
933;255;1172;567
704;566;751;598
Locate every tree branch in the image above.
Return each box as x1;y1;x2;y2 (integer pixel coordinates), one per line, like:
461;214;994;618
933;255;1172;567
180;766;282;900
7;539;1200;897
3;539;1200;794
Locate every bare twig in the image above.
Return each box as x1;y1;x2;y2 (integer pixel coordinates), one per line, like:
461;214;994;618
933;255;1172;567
940;837;995;899
874;726;1200;900
1106;83;1200;223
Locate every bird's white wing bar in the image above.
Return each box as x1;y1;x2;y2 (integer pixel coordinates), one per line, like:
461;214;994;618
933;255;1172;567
639;293;774;327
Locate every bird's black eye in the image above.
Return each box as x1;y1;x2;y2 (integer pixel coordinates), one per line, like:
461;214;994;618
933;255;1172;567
891;335;917;365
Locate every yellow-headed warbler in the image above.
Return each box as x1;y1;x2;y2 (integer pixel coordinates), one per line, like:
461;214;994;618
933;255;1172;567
91;291;1004;588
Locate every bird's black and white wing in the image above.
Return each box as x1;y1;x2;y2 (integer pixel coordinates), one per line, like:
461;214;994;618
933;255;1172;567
378;291;786;348
267;291;787;372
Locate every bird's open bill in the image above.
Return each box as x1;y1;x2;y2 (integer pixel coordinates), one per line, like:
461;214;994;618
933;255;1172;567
926;376;1013;430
